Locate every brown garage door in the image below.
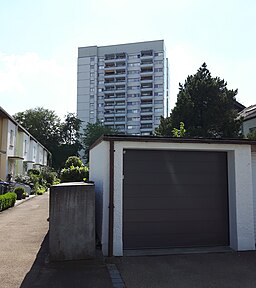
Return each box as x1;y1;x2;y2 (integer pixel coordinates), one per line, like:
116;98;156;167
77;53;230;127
123;150;229;249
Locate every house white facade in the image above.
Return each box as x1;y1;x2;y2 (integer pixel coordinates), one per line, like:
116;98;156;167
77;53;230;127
240;104;256;137
0;106;51;181
90;136;256;256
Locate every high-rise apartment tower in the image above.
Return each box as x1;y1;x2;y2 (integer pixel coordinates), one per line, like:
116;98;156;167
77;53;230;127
77;40;169;135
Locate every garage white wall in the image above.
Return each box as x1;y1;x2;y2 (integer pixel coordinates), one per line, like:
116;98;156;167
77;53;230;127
232;148;255;250
114;141;255;256
90;140;256;256
252;152;256;243
89;141;110;255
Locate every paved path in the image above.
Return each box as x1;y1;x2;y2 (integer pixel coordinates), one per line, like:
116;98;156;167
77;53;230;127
109;252;256;288
3;191;256;288
0;193;49;288
0;191;113;288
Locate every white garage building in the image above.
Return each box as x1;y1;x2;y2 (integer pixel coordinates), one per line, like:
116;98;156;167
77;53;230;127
90;135;256;256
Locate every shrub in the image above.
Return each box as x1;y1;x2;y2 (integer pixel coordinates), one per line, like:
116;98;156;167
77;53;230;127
60;165;89;183
14;186;26;200
64;156;83;168
40;168;57;187
53;179;61;185
0;192;17;211
36;185;46;195
247;130;256;140
28;169;40;176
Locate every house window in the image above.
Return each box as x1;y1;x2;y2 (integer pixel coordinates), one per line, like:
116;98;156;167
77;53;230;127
10;130;14;147
33;146;36;160
128;63;140;67
154;68;163;72
24;140;27;155
127;101;140;106
155;76;163;81
128;78;139;82
155;108;163;113
128;117;140;121
154;52;163;57
249;127;256;133
127;109;140;114
128;54;140;59
128;86;140;90
128;70;140;74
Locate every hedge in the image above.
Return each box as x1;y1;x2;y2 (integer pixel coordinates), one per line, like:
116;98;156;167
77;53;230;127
0;192;17;212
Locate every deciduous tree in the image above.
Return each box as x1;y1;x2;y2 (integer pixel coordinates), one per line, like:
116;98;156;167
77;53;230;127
13;108;83;170
82;122;118;161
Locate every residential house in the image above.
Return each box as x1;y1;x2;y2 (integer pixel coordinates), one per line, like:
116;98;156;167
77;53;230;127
0;106;51;181
239;104;256;137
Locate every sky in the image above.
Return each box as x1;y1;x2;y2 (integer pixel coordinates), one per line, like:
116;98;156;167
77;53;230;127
1;0;256;119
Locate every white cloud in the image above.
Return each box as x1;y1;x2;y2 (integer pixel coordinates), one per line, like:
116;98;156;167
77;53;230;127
0;52;76;118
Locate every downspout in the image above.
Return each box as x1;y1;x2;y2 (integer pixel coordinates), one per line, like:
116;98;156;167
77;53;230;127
108;139;114;257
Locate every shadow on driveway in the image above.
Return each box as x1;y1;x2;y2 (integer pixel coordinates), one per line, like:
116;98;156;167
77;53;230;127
20;232;112;288
109;251;256;288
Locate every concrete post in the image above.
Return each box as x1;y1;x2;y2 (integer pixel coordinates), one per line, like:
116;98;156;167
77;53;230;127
49;182;95;261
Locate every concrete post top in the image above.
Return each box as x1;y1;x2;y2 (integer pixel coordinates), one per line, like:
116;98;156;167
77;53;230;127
52;182;94;187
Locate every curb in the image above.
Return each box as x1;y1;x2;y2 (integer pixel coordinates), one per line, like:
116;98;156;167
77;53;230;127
15;194;37;207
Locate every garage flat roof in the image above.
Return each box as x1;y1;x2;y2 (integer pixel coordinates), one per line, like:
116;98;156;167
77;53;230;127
90;135;256;150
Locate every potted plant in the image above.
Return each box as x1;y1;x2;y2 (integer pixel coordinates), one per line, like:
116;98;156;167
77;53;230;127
14;186;26;200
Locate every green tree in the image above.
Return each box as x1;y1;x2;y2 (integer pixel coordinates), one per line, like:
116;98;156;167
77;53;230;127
247;130;256;140
156;63;242;138
54;113;83;170
172;122;186;137
61;113;82;145
13;108;83;170
155;116;173;136
82;122;118;161
13;107;61;149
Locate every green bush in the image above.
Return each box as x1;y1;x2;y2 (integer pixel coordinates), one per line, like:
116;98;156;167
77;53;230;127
60;165;89;183
0;192;17;211
64;156;83;168
36;185;46;195
28;169;40;176
53;179;61;185
40;168;57;187
14;174;31;186
14;186;26;200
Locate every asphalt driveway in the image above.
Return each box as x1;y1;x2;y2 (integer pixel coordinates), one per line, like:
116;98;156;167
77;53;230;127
2;191;256;288
109;251;256;288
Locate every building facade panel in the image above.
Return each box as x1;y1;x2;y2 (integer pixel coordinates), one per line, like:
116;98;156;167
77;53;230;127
77;40;169;135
